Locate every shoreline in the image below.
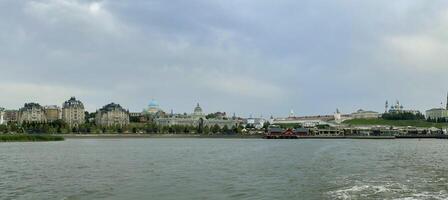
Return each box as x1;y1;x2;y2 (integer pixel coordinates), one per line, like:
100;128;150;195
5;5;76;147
61;134;264;139
60;134;448;139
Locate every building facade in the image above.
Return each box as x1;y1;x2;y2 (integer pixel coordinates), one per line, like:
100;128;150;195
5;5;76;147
425;108;448;120
351;109;381;119
425;93;448;121
385;100;420;115
245;118;266;129
44;105;61;122
4;110;18;124
18;103;47;124
156;103;238;128
95;103;130;127
143;99;163;115
62;97;85;127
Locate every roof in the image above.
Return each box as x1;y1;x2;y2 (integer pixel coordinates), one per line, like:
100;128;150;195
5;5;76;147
353;109;379;114
20;103;43;111
99;103;127;112
148;100;159;107
63;97;84;109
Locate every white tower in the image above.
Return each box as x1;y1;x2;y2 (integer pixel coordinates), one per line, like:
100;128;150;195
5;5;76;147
0;108;5;125
289;109;295;118
334;108;342;123
385;101;389;113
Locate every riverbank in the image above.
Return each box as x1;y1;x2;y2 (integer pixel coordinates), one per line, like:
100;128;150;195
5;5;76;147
264;135;448;139
61;134;448;139
0;135;65;142
61;134;263;139
343;118;447;128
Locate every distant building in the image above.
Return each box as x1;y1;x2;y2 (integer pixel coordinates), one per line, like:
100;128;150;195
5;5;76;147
143;100;163;115
62;97;85;127
351;109;381;119
425;93;448;121
44;105;61;122
192;103;205;119
386;100;420;115
426;108;448;120
130;112;143;118
156;103;238;128
18;103;47;124
334;109;342;123
4;110;18;124
0;107;5;125
245;118;266;129
95;103;130;127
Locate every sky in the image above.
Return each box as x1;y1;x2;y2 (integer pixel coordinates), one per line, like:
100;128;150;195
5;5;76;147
1;0;448;117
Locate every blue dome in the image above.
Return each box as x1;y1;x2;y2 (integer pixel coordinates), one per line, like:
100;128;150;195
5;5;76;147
148;100;159;107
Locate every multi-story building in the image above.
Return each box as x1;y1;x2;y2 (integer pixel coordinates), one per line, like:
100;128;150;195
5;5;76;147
18;103;47;124
426;108;448;121
425;93;448;121
95;103;130;127
44;105;61;122
245;117;266;129
156;103;238;128
351;109;381;119
62;97;85;127
4;110;18;124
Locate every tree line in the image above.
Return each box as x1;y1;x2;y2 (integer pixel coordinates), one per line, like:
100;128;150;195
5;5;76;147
381;112;425;120
0;121;249;135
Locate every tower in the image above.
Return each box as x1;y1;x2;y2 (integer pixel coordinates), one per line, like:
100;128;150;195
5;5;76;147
289;109;294;118
0;107;4;125
385;101;389;113
334;108;342;123
446;92;448;110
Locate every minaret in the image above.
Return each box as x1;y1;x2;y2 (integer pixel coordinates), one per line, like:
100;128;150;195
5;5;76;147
385;101;389;113
446;92;448;110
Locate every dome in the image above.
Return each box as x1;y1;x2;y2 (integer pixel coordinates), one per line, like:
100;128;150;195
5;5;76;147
148;100;159;107
144;99;162;114
194;103;203;114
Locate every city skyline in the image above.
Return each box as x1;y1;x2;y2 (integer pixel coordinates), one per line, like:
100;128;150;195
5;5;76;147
2;1;448;116
3;95;448;119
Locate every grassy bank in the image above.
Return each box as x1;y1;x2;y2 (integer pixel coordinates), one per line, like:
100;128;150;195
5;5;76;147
0;135;65;142
343;118;446;128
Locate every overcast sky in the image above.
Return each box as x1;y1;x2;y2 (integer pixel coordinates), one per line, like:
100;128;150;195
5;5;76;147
1;0;448;117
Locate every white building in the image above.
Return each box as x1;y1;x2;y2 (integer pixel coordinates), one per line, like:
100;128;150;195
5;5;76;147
425;93;448;121
245;118;266;129
426;108;448;120
156;103;238;128
95;103;130;127
0;107;5;125
62;97;85;127
18;103;47;124
351;109;381;119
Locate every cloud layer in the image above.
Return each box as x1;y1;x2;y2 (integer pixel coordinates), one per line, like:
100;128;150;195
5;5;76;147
1;0;448;116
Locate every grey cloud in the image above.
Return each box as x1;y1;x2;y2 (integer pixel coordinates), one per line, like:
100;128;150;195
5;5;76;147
1;0;448;117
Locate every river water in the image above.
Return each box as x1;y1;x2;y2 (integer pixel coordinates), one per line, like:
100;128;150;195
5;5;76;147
1;139;447;200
